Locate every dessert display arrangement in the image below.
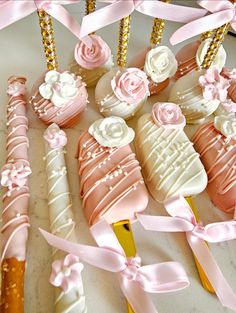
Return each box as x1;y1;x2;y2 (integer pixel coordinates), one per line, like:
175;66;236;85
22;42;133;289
0;1;236;313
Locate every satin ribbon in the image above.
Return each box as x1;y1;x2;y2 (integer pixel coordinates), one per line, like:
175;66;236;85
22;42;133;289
137;195;236;311
170;0;236;45
0;0;91;47
40;220;189;313
79;0;207;39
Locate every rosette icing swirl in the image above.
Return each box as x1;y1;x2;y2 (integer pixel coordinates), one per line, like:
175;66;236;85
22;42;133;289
74;34;112;70
44;123;87;313
1;76;31;262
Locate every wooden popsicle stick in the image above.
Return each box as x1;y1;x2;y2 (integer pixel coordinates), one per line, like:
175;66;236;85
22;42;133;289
113;220;136;313
185;197;215;293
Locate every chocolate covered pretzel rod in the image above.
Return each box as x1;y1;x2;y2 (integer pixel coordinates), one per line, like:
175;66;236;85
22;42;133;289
44;123;87;313
0;77;31;313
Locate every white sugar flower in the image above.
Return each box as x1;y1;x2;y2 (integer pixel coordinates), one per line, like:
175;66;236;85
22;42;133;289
39;70;78;107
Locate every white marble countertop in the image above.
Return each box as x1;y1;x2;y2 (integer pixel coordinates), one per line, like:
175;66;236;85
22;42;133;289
0;2;236;313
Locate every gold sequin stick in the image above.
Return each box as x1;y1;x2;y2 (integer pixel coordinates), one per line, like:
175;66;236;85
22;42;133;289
117;16;131;68
86;0;96;15
38;10;59;71
201;0;236;69
150;0;170;47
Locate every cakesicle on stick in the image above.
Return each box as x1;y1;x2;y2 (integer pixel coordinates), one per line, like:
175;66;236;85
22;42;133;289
135;102;215;293
44;123;87;313
0;77;31;313
76;116;149;313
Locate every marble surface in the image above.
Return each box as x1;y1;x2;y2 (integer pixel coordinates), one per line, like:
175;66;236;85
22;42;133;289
0;2;236;313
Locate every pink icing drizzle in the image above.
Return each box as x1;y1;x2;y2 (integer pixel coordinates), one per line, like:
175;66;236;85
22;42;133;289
192;123;236;213
1;76;30;262
77;131;148;226
30;71;88;128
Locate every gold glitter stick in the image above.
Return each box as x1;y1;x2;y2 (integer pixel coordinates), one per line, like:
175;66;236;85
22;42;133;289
86;0;96;15
38;10;59;70
117;16;131;68
150;0;170;47
201;0;236;69
200;30;214;42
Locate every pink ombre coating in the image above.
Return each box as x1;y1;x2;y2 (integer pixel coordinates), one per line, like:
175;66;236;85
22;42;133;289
174;41;200;80
129;47;169;95
1;76;30;262
77;131;149;226
228;80;236;103
30;71;88;128
192;122;236;213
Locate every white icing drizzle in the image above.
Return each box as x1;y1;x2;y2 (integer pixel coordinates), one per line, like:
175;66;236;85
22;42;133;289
77;131;146;225
135;114;207;202
1;77;30;262
44;124;87;313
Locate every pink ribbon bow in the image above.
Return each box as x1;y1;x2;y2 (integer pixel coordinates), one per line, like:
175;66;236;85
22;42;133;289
0;0;91;46
170;0;236;45
79;0;207;39
40;219;189;313
137;195;236;311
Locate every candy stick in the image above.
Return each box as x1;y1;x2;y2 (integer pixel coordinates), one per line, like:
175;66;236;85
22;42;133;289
38;9;59;70
200;30;214;42
86;0;96;15
150;0;170;47
43;123;87;313
117;16;131;68
0;77;31;313
200;0;236;70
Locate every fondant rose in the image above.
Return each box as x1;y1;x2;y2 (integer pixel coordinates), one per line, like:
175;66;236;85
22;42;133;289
196;39;226;72
0;161;31;189
74;34;112;70
199;68;230;102
89;116;135;147
152;102;186;129
7;81;26;97
44;123;67;149
214;115;236;140
111;68;149;104
50;254;84;293
221;67;236;80
144;46;177;83
39;70;79;107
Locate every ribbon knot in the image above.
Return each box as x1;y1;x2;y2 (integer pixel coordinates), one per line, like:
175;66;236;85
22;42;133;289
0;0;92;47
137;195;236;311
170;0;236;45
122;256;141;281
40;219;189;313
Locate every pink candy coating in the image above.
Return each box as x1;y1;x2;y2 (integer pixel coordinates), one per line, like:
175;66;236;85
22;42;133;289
152;102;186;130
30;71;88;128
74;34;111;70
193;122;236;213
77;131;149;226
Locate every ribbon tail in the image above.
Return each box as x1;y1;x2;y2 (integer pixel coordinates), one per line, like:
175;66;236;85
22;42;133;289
0;1;36;30
137;2;207;23
187;233;236;311
45;4;92;47
119;277;158;313
170;10;234;45
79;1;134;38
